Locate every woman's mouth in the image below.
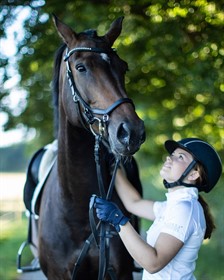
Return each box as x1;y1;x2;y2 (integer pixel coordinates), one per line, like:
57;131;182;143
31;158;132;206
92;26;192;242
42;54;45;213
163;163;171;169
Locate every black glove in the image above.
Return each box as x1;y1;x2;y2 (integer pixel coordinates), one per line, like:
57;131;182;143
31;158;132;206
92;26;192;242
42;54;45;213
94;196;129;232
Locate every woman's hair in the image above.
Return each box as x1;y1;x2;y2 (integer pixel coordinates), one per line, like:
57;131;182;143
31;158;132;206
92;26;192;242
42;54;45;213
195;162;216;239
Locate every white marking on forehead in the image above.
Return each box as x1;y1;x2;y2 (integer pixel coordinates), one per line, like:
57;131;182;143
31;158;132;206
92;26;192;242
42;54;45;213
100;53;110;63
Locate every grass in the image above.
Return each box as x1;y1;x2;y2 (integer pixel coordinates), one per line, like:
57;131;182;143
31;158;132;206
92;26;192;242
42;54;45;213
0;215;33;280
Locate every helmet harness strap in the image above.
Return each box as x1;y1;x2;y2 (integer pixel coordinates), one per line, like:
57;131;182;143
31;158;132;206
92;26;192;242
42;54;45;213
163;159;198;189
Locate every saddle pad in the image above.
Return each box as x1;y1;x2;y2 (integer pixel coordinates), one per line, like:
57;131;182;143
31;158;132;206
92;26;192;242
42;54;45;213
31;140;58;217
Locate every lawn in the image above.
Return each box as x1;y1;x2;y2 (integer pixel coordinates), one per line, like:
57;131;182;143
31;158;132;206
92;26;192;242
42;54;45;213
0;216;32;280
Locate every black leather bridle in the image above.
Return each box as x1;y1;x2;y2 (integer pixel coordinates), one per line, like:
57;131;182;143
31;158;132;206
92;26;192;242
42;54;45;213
64;47;132;280
64;47;134;137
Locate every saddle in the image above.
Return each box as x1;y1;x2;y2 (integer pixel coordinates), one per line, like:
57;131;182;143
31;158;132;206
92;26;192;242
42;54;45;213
17;140;57;273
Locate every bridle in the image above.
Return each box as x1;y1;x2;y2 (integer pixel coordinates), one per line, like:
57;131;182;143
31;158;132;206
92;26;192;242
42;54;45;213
65;47;134;280
64;46;134;137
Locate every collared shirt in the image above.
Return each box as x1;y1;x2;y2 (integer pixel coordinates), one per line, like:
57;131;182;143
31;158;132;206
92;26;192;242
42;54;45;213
143;188;206;280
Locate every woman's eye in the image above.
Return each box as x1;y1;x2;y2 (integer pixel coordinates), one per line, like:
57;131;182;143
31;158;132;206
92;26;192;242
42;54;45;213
75;64;86;72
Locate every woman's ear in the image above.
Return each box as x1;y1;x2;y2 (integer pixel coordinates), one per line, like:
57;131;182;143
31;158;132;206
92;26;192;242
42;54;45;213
188;170;200;182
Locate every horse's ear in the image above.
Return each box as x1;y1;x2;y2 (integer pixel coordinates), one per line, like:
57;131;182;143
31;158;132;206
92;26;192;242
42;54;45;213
52;14;77;45
104;16;124;47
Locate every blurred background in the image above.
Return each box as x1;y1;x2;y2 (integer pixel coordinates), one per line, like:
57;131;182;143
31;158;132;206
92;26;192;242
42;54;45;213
0;0;223;279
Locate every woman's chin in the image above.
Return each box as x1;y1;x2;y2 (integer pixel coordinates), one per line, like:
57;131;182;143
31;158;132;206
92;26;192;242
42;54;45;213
159;168;167;179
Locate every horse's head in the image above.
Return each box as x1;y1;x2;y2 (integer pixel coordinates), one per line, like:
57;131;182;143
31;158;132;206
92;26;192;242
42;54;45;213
53;15;145;156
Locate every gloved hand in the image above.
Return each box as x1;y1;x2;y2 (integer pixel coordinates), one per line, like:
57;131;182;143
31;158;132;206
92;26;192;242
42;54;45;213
94;197;129;232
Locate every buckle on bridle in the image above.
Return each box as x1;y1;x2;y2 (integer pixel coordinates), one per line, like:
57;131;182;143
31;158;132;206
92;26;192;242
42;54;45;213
89;117;105;137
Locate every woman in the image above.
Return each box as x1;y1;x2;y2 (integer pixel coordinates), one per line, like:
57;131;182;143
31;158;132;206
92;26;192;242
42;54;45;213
94;138;222;279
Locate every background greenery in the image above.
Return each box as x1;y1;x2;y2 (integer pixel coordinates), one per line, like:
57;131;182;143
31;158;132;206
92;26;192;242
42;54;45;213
0;143;29;172
0;216;32;280
0;0;223;279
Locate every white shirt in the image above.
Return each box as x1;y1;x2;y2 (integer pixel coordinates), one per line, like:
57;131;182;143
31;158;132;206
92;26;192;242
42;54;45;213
142;188;206;280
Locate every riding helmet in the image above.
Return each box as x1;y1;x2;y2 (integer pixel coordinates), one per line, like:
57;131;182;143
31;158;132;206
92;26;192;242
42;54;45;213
164;138;222;193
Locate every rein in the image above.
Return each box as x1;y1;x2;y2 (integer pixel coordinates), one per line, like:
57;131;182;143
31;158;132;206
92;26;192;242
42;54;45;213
66;47;128;279
71;136;120;280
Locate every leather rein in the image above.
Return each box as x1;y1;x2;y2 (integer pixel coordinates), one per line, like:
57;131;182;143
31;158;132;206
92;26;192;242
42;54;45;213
64;47;131;280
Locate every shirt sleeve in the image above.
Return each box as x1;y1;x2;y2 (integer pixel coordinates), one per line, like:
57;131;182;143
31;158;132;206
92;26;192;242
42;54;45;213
160;201;194;242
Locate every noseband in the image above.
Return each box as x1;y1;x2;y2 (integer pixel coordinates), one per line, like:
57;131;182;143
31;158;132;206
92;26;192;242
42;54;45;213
64;47;134;136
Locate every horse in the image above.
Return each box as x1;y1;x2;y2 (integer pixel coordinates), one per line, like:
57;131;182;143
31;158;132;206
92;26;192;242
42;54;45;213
29;15;145;280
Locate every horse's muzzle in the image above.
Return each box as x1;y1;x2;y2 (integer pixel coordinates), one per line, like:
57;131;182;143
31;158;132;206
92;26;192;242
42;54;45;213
111;119;146;156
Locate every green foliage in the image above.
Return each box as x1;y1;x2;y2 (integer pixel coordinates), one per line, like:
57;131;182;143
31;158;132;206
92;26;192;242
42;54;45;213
196;242;224;280
1;0;223;152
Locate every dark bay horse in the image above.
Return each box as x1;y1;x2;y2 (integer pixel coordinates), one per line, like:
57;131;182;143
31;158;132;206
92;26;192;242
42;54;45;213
37;15;145;280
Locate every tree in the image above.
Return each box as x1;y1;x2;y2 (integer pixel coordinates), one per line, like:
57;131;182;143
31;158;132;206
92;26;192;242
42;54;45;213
1;0;223;155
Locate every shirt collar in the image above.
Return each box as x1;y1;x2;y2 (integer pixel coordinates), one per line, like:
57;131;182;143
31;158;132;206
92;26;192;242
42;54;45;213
165;187;198;201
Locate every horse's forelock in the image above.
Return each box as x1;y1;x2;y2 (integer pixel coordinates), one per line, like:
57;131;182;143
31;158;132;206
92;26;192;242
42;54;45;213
79;29;108;46
82;29;98;38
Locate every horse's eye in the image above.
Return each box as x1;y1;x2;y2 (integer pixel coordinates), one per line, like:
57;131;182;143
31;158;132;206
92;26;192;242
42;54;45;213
75;64;86;72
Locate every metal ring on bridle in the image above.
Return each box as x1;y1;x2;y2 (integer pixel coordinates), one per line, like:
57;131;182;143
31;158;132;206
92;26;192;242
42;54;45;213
89;117;105;137
103;114;109;122
73;95;79;103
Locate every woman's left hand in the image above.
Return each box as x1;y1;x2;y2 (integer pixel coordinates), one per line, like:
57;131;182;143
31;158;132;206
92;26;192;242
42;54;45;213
93;196;129;232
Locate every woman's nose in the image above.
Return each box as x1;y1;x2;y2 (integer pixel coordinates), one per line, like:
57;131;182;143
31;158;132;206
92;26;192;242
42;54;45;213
166;155;172;162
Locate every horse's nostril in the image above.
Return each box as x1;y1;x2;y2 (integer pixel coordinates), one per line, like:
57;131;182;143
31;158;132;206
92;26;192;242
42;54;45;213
116;121;145;153
117;123;130;146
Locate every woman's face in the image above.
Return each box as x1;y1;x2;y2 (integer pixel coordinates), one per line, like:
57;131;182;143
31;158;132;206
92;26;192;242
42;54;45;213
160;148;195;183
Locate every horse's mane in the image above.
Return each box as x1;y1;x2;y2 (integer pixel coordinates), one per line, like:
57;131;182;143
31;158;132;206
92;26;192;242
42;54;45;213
52;43;67;137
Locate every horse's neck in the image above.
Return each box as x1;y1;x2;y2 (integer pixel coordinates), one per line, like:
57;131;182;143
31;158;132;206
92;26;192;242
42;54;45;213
57;121;98;197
